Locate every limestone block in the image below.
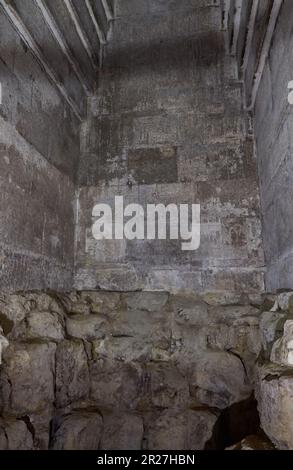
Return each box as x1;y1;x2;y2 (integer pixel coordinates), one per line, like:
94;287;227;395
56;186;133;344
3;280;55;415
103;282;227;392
146;363;190;409
93;336;152;363
79;291;121;315
0;418;34;450
1;342;56;414
51;412;103;450
191;351;252;409
124;291;169;312
55;340;90;407
0;294;29;331
26;311;64;341
171;295;209;326
90;360;143;409
147;409;218;450
276;292;293;312
255;363;293;449
259;310;286;353
66;314;108;340
100;413;143;450
271;320;293;367
24;292;64;315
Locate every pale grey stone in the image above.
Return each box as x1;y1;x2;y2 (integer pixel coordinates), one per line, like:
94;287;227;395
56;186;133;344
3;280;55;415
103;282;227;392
90;360;143;409
191;351;252;409
1;342;56;414
124;291;169;312
270;320;293;367
27;311;64;341
255;363;293;450
66;315;108;340
259;310;286;352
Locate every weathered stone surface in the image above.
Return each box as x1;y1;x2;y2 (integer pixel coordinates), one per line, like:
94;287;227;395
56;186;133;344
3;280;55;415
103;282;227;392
271;320;293;367
259;310;286;354
191;351;251;409
255;363;293;450
55;340;90;407
203;292;248;306
124;292;169;312
170;294;209;326
93;336;152;363
146;363;190;409
0;294;29;332
79;291;121;315
23;293;64;315
147;409;218;450
90;360;143;410
0;342;56;414
0;327;9;364
276;292;293;312
101;413;143;450
66;315;108;340
51;412;103;450
0;418;34;450
26;311;64;341
0;289;276;449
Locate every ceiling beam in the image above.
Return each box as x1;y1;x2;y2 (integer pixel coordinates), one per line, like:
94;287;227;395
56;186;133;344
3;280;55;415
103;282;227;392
63;0;98;71
85;0;107;45
34;0;91;95
246;0;283;110
101;0;113;22
231;0;243;55
0;0;82;121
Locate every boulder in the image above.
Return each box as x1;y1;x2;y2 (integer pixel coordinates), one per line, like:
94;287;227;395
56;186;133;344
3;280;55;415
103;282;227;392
0;342;56;414
27;311;64;341
255;363;293;449
259;310;286;354
66;315;108;340
191;350;252;409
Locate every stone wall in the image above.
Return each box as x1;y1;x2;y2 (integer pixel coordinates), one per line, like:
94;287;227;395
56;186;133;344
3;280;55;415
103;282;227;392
0;11;79;291
0;288;272;450
254;0;293;291
75;0;264;293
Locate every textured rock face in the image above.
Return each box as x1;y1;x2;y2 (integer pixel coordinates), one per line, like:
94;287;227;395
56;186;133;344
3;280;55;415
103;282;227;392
51;412;103;450
254;292;293;450
0;289;276;450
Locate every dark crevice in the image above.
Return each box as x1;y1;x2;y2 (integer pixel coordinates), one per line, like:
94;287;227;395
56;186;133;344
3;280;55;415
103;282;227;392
205;394;260;450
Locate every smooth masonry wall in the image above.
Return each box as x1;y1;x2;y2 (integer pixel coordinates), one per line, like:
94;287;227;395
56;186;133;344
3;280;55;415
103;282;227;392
75;0;264;293
0;11;79;291
254;0;293;292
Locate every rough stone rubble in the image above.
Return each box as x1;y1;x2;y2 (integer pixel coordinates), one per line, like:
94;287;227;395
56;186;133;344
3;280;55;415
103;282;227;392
0;289;292;449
